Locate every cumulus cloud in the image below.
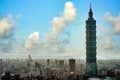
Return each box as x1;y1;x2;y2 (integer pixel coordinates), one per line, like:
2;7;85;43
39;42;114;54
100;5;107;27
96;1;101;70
25;32;41;50
104;12;120;34
49;1;76;53
0;14;15;38
41;1;76;53
51;1;76;38
24;1;76;54
0;14;16;53
104;37;112;49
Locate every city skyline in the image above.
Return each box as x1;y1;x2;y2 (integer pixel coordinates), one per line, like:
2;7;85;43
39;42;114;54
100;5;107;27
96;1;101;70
0;0;120;59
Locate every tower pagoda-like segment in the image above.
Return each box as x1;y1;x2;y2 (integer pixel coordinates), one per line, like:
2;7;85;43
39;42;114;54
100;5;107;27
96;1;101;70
85;3;98;77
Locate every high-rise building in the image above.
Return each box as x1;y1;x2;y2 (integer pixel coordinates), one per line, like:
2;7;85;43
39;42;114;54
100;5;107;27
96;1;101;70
47;59;50;67
0;59;3;74
55;59;58;67
59;60;64;68
85;3;98;77
69;59;76;72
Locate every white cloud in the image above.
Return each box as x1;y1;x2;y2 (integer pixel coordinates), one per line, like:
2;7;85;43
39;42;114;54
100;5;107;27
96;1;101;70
0;14;15;38
104;12;120;34
104;37;112;49
39;1;76;53
24;1;76;54
0;14;18;53
51;1;76;38
25;32;41;50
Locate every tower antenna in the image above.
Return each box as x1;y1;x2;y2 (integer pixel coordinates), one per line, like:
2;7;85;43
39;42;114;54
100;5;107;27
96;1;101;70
90;3;92;9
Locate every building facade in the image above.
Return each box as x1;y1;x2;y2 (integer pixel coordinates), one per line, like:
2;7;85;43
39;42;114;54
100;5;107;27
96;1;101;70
69;59;76;72
47;59;50;67
59;60;64;68
85;4;98;77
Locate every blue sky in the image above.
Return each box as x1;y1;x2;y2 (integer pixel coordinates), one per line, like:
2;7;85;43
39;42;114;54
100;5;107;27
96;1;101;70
0;0;120;59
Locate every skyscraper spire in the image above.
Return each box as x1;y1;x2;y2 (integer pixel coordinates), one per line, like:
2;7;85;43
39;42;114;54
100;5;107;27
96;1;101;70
89;3;93;18
90;3;91;10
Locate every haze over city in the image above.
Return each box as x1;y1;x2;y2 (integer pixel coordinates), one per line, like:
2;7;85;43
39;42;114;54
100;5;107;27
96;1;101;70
0;0;120;59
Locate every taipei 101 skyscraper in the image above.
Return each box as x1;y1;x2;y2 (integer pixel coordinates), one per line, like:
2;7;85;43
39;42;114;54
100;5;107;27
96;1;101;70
85;3;98;77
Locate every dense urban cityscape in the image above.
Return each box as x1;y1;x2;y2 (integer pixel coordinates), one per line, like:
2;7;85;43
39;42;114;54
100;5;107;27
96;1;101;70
0;55;120;80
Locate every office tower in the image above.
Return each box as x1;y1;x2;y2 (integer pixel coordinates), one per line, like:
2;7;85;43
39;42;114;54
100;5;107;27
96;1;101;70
85;3;98;77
